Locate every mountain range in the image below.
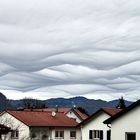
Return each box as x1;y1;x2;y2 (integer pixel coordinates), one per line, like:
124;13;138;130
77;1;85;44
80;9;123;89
0;92;133;115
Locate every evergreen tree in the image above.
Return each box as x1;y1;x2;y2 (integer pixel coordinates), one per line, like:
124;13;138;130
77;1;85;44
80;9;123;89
116;96;126;109
77;107;89;116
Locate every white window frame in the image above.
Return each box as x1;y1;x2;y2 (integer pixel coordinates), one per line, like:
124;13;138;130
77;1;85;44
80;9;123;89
89;130;103;140
94;130;100;139
70;130;76;139
55;130;64;139
11;130;19;139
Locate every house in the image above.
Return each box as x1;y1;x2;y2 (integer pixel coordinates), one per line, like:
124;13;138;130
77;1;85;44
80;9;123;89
0;108;88;140
104;99;140;140
23;107;88;123
65;108;88;123
78;108;121;140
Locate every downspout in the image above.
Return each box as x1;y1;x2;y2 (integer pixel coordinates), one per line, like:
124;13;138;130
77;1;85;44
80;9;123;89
80;125;83;140
29;127;32;139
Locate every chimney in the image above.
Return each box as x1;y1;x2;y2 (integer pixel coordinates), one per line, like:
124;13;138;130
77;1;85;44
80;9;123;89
55;105;58;112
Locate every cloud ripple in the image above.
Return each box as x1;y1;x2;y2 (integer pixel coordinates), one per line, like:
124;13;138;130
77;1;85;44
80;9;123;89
0;0;140;101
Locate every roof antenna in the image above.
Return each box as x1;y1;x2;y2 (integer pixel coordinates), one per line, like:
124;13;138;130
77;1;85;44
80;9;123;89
72;102;76;109
55;105;58;112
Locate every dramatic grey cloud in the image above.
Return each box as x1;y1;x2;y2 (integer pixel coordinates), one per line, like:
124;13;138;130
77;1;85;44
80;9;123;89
0;0;140;101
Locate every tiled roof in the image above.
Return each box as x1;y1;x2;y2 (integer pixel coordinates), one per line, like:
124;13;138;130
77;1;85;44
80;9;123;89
6;111;78;127
23;107;88;120
73;109;88;120
24;108;71;113
104;100;140;124
102;108;122;116
78;108;121;126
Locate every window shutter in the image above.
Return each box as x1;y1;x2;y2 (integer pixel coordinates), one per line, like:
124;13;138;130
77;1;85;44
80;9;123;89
107;130;111;140
89;130;93;139
100;130;103;140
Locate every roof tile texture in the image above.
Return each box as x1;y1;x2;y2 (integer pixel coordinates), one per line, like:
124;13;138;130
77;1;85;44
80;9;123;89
7;111;78;127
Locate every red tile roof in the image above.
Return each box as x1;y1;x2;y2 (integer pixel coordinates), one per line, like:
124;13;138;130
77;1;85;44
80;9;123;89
6;111;78;127
33;107;71;113
23;107;88;120
104;100;140;124
73;109;88;120
78;108;122;126
25;108;72;114
101;108;122;116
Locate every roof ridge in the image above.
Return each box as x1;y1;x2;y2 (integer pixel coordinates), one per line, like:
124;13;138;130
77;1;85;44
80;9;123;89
104;99;140;124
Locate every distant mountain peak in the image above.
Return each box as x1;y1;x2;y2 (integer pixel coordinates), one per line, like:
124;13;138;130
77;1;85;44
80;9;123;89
1;95;133;115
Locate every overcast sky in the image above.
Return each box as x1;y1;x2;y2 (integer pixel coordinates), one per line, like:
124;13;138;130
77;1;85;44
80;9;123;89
0;0;140;101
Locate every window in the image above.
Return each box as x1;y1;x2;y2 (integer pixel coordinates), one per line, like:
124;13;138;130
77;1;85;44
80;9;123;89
107;130;111;140
70;131;76;139
55;131;64;139
125;132;136;140
89;130;103;140
42;134;48;140
31;133;37;138
94;130;100;138
11;130;19;139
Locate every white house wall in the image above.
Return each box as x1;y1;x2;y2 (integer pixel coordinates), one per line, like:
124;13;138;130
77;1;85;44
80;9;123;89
51;127;81;140
0;112;82;140
66;111;81;123
0;112;30;140
81;112;110;140
26;127;81;140
111;105;140;140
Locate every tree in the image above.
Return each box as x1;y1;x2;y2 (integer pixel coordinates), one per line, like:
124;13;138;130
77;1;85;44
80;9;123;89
77;107;89;116
21;98;47;109
0;116;30;140
116;96;126;109
0;92;9;111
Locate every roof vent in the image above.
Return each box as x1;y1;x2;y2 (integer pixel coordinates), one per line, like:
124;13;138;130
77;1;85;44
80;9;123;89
17;107;24;111
51;111;56;117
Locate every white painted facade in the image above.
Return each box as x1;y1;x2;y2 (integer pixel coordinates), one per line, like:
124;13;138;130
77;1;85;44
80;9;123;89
66;111;81;123
0;112;30;140
81;111;110;140
111;105;140;140
29;127;81;140
30;127;50;140
0;112;81;140
51;127;81;140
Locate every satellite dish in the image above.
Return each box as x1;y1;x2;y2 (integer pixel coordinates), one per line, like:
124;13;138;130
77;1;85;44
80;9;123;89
52;111;56;117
